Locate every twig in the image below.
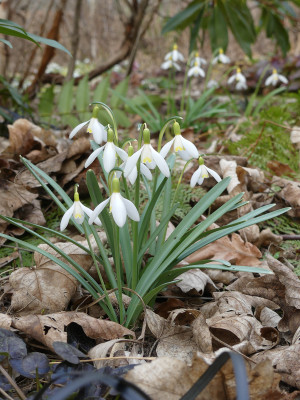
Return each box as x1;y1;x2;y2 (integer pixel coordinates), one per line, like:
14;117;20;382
0;364;26;400
210;333;256;365
0;387;15;400
50;355;156;365
281;234;300;240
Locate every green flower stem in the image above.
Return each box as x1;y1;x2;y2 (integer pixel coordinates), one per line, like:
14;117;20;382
113;222;125;324
180;52;194;113
82;224;117;322
167;68;172;117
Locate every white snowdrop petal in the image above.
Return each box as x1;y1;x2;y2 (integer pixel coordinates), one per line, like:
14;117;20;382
60;205;75;231
89;198;110;224
190;168;201;188
111;193;127;227
160;139;174;158
206;167;222;182
80;204;102;226
174;136;184;152
265;75;273;86
90;119;106;144
69;120;90;139
140;163;152;180
228;75;236;84
73;201;85;224
150;147;170;177
124;148;142;177
128;166;138;185
103;143;116;173
85;147;104;168
197;176;204;185
278;74;288;84
122;197;140;221
181;137;199;158
161;60;172;70
174;62;181;71
115;146;128;161
178;150;191;161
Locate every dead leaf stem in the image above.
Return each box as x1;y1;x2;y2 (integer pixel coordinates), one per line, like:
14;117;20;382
0;364;26;400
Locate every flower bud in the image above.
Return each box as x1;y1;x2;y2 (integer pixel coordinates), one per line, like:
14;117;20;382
107;127;114;142
112;176;120;193
128;144;134;157
143;127;150;144
173;121;181;136
92;106;99;118
198;156;204;166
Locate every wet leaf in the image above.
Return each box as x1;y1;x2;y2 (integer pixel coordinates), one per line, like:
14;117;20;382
10;352;49;378
0;328;27;361
53;341;87;364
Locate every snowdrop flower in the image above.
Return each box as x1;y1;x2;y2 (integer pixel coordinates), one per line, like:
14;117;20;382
161;56;181;71
160;121;199;161
190;157;221;187
228;67;247;90
207;79;219;89
60;186;101;231
89;176;139;228
69;106;107;144
85;126;127;173
187;60;205;78
192;51;207;66
118;144;152;185
265;68;288;86
124;127;170;178
212;48;231;65
164;43;184;63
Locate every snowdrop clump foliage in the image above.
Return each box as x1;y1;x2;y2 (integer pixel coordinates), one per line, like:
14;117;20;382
3;101;290;328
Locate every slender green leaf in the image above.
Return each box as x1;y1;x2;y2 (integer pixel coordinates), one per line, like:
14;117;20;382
76;75;90;120
162;1;204;34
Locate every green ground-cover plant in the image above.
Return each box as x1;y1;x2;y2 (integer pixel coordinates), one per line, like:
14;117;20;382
0;103;290;328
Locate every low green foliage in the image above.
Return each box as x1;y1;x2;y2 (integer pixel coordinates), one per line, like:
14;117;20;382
227;104;299;174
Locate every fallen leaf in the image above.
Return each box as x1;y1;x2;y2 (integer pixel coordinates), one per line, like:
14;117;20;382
176;269;217;294
9;240;97;315
186;233;262;266
11;312;134;351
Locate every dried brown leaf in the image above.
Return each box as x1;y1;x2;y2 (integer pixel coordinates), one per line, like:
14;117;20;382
12;312;134;351
176;269;217;294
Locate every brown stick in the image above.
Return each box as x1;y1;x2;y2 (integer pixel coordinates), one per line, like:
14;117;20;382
0;364;26;400
281;234;300;240
65;0;83;81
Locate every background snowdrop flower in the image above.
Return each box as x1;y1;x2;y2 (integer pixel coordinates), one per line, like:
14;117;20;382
190;157;221;188
118;144;152;185
160;121;199;161
89;176;139;228
85;126;127;173
235;80;248;91
207;79;219;89
192;51;207;66
228;67;246;85
164;43;184;62
161;56;181;71
69;106;107;144
124;127;170;178
187;61;205;78
265;68;288;86
212;48;231;65
60;186;101;231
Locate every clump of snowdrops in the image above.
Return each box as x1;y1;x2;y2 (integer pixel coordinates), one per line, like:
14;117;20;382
0;102;289;327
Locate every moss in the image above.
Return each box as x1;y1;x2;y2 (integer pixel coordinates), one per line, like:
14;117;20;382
227;103;300;175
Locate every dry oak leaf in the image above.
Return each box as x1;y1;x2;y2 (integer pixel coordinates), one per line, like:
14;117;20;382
185;233;262;267
9;240;96;315
11;312;134;351
252;344;300;390
0;179;38;231
145;309;198;363
125;355;226;400
176;269;217;294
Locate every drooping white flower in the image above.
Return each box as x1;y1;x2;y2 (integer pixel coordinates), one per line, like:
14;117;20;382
69;106;107;144
60;186;101;231
228;67;247;90
192;51;207;66
212;48;231;65
207;79;219;89
265;68;288;86
164;43;184;62
118;144;152;185
124;127;170;178
190;157;222;187
187;61;205;78
89;176;140;228
161;57;181;71
85;126;127;173
160;121;199;161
